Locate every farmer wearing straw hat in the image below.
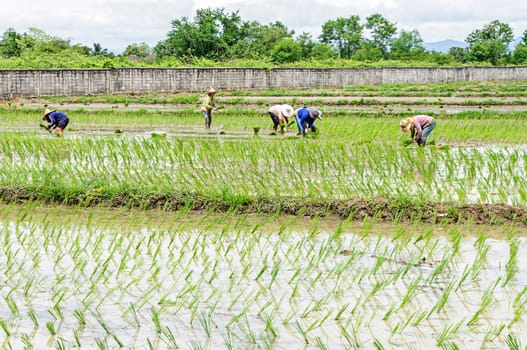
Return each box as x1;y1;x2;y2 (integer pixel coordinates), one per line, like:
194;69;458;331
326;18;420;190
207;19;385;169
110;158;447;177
268;104;295;132
42;108;70;137
294;106;322;136
400;115;436;147
200;87;217;129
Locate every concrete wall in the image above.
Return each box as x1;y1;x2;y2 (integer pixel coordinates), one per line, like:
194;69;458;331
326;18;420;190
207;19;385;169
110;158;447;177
1;66;527;98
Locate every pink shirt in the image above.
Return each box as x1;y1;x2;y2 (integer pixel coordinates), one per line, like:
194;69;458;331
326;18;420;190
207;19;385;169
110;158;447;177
411;115;434;139
268;104;289;123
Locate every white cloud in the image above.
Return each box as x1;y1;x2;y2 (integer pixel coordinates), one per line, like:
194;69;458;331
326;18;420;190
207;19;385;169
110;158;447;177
1;0;526;53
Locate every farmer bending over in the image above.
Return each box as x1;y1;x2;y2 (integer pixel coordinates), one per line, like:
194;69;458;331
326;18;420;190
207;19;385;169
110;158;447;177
268;104;294;131
42;108;70;137
400;115;436;147
295;106;322;136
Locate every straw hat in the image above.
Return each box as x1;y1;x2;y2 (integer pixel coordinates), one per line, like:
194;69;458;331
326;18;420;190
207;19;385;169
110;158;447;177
282;104;294;117
399;117;414;132
42;108;55;120
207;87;217;95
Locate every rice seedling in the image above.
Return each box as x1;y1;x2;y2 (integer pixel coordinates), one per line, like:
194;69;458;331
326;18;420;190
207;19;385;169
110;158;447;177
503;237;520;286
21;332;33;349
0;319;11;337
435;319;463;347
505;334;522;350
2;82;527;348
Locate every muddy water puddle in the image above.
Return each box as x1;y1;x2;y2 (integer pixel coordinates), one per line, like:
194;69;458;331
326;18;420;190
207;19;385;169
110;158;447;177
0;205;526;349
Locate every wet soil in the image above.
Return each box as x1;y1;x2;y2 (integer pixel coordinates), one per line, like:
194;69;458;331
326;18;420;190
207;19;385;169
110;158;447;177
2;186;527;226
4;95;527;226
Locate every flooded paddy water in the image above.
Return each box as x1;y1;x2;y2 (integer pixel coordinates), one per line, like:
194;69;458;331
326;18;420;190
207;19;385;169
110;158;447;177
3;82;527;348
0;204;526;349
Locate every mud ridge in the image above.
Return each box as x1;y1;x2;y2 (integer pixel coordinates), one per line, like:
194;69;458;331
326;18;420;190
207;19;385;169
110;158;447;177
2;187;526;226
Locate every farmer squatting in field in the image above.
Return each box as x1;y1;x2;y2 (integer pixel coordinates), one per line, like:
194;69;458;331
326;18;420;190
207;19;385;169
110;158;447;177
200;87;217;129
295;106;322;136
42;108;70;137
400;115;437;147
268;104;294;132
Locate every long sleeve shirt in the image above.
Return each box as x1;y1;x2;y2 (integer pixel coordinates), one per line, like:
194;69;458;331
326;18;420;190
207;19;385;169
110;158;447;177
269;104;289;123
411;115;434;140
295;107;316;133
201;94;216;112
48;111;69;127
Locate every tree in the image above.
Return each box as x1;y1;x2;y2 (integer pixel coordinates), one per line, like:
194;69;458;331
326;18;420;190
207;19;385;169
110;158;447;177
154;8;248;60
270;39;302;63
89;43;109;56
353;41;383;61
364;13;397;59
250;21;294;57
25;27;70;54
0;28;23;58
123;42;152;58
389;29;425;60
295;32;316;59
511;29;527;64
448;46;467;63
465;20;513;65
319;16;362;58
311;43;338;60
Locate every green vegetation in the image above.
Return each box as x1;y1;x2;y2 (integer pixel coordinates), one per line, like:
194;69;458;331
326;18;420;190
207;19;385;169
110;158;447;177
1;11;527;67
1;81;527;348
0;203;525;348
2;81;527;224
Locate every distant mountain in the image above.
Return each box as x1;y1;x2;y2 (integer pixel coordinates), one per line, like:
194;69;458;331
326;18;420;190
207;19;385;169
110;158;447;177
423;37;523;54
423;39;468;53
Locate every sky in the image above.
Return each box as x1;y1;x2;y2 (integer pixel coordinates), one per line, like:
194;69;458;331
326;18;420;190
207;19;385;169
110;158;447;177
2;0;527;53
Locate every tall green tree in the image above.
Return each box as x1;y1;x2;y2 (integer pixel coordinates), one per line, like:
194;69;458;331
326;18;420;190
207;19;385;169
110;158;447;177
465;20;513;65
448;46;468;63
364;13;397;59
154;8;247;60
0;28;23;58
295;32;316;59
270;38;302;63
511;29;527;64
250;21;294;57
122;42;152;58
319;16;362;58
389;29;426;60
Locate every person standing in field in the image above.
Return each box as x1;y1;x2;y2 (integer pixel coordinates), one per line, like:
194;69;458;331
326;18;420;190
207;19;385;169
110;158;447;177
294;106;322;136
400;115;437;147
42;108;70;137
200;87;217;129
268;104;294;132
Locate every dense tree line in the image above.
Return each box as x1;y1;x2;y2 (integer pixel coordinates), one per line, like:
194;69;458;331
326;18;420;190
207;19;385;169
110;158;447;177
1;8;527;68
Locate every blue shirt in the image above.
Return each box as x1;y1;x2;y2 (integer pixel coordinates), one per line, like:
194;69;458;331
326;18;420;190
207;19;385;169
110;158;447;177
295;107;316;133
48;111;69;127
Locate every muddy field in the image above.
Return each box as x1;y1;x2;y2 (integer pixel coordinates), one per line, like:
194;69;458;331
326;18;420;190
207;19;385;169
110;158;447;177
2;82;527;349
3;85;527;226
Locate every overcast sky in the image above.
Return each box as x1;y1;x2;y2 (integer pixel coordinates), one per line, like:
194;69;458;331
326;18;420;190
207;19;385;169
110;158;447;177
2;0;527;53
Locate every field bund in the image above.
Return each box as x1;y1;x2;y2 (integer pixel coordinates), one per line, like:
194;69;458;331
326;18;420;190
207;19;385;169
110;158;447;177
2;66;527;98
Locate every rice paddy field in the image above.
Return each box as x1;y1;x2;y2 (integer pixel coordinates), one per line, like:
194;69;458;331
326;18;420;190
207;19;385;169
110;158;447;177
1;80;527;349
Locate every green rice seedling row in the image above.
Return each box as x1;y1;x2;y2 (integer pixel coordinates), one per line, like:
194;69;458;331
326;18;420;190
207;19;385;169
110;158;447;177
1;80;527;348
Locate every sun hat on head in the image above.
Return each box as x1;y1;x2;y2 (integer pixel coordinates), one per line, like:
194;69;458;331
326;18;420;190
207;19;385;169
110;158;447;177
400;117;413;132
42;108;55;120
207;87;217;94
282;104;294;117
308;107;322;120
